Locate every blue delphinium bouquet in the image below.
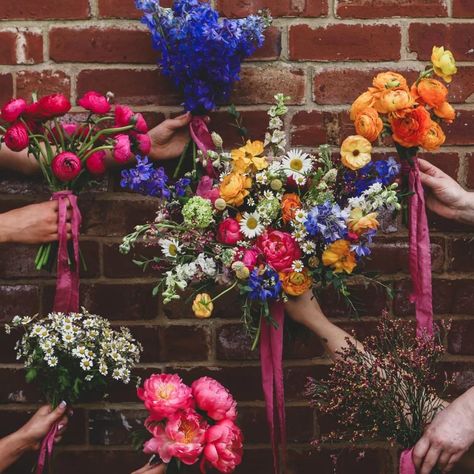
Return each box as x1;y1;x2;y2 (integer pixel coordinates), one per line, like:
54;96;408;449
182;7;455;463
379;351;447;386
136;0;272;113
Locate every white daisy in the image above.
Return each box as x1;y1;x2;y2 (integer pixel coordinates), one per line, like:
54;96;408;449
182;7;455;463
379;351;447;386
240;212;265;239
47;356;58;367
281;149;312;180
301;241;317;254
292;228;307;242
295;175;307;186
292;260;304;272
294;209;308;223
159;238;182;258
80;358;93;371
256;172;268;184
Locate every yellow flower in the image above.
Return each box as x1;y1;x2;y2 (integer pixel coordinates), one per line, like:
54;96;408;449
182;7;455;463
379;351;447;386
431;46;457;83
322;240;357;274
340;135;372;171
219;172;252;207
348;208;379;235
192;293;213;319
231;140;268;173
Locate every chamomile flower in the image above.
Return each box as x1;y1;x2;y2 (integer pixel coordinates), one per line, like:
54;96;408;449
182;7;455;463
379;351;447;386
47;356;58;367
240;212;265;239
295;175;307;186
159;238;182;258
292;228;307;242
80;358;94;371
292;260;304;272
256;172;268;184
294;209;308;223
301;241;317;254
62;333;75;345
281;149;312;180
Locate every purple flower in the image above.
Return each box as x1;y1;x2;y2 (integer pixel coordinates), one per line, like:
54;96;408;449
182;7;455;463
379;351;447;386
304;201;348;244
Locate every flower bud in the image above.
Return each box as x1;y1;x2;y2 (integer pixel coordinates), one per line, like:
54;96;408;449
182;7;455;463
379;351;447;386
211;132;223;148
270;178;283;191
214;198;227;211
1;98;27;122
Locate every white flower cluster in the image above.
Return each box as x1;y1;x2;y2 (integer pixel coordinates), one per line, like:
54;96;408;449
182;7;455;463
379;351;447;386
347;182;401;213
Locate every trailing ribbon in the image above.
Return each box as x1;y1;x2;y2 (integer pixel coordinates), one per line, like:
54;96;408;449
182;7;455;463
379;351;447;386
399;449;416;474
260;301;286;474
189;115;217;178
35;422;58;474
51;191;81;314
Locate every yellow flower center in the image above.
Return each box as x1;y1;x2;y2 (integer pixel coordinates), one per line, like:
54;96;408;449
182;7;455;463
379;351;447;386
180;420;197;443
290;158;303;171
246;217;258;230
156;383;174;400
169;244;177;256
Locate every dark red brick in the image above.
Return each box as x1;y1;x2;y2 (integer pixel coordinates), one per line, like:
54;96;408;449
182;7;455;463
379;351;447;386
0;0;90;19
217;0;328;17
453;0;474;17
0;285;39;323
250;27;282;61
16;70;71;100
444;110;474;146
337;0;447;18
0;31;18;65
0;73;13;105
449;237;474;272
448;320;474;355
22;31;43;64
290;111;334;147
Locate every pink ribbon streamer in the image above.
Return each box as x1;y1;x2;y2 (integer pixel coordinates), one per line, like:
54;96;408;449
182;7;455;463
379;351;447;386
35;422;58;474
189;115;217;178
51;191;81;314
260;301;287;473
399;449;416;474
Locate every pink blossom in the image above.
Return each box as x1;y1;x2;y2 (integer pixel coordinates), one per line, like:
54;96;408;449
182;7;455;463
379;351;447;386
4;122;29;151
196;176;220;204
256;229;302;272
134;112;148;134
1;98;27;122
113;134;132;163
86;151;107;175
137;374;193;421
37;93;71;119
241;248;260;271
51;152;82;182
202;419;243;473
114;105;134;128
78;91;111;114
191;377;237;421
135;133;151;155
217;218;242;245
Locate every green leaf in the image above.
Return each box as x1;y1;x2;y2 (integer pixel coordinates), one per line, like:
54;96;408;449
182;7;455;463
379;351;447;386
25;368;37;383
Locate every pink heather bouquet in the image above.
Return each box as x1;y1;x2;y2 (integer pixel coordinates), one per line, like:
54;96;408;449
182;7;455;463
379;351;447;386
137;374;243;474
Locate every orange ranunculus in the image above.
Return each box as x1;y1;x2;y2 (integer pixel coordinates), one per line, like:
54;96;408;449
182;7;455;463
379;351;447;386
421;121;446;151
372;71;408;91
411;78;448;109
390;105;432;148
350;91;376;121
354;107;384;142
322;240;357;274
348;208;379;235
434;101;455;123
281;193;302;224
279;268;313;296
376;87;415;114
340;135;372;170
219;172;252;207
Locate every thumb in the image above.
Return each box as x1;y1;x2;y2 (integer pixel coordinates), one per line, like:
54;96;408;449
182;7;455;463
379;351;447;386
48;401;68;423
167;112;192;129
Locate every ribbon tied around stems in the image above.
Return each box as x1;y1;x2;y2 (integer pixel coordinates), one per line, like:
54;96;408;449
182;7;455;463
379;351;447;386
400;449;416;474
36;422;58;474
51;191;82;314
189;115;217;178
260;301;287;473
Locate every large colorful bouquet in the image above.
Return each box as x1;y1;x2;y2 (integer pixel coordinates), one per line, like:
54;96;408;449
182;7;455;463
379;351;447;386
137;374;243;474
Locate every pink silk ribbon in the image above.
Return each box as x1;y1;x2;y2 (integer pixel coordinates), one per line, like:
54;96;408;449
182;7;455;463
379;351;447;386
189;115;217;178
35;422;58;474
400;449;416;474
51;191;81;314
260;301;287;473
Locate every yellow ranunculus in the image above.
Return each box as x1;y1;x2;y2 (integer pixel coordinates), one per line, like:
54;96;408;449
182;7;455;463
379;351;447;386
231;140;268;173
192;293;213;319
219;172;252;207
322;240;357;274
348;208;379;235
431;46;457;83
340;135;372;171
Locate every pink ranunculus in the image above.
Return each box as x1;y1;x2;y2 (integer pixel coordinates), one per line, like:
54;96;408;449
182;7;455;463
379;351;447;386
241;248;259;271
133;112;148;134
196;176;220;204
113;134;132;163
217;218;242;246
191;377;237;422
135;133;151;155
4;122;29;151
78;91;111;114
256;229;302;272
145;409;207;465
51;152;82;182
202;419;243;473
137;374;194;421
114;105;134;128
86;151;107;176
1;98;27;122
37;94;71;119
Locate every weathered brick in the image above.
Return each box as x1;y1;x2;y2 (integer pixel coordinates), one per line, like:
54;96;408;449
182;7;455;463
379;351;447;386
0;0;90;19
0;31;18;65
336;0;447;18
449;237;474;272
250;27;282;61
444;110;474;146
0;73;13;105
0;285;39;322
453;0;474;17
217;0;328;17
16;70;71;99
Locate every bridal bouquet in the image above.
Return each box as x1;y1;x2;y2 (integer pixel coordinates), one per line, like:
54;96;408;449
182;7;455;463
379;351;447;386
137;374;243;474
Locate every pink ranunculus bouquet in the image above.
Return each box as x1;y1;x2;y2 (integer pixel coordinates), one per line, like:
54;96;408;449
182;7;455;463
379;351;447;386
137;374;243;474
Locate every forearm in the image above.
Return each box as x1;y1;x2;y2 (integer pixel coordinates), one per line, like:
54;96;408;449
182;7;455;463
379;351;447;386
456;192;474;225
0;431;32;472
0;148;40;176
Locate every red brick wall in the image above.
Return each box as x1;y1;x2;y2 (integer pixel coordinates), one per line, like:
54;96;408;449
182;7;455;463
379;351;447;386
1;1;474;473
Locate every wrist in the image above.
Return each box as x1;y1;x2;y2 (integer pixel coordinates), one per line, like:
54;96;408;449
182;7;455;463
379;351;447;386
9;428;37;454
456;191;474;225
0;214;12;244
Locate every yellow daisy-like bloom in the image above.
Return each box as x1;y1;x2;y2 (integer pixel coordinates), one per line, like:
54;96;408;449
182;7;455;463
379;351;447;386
340;135;372;171
431;46;457;83
231;140;268;173
322;240;357;274
192;293;214;319
348;208;379;235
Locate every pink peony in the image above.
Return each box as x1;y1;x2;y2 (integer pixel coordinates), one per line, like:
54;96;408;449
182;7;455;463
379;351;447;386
135;133;151;155
78;91;111;114
114;105;134;128
145;409;207;465
217;218;242;245
4;122;29;151
137;374;193;421
51;152;82;182
86;151;107;175
191;377;237;422
133;112;148;134
1;98;27;122
256;229;302;272
241;248;260;271
37;94;71;119
196;176;220;204
202;419;243;474
113;134;132;163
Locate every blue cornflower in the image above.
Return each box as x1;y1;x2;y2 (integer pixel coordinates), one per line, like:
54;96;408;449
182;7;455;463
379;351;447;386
121;156;170;198
248;267;282;301
304;200;348;244
174;177;191;197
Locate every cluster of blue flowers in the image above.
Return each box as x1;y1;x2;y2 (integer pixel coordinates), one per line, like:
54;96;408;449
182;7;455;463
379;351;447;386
304;201;348;244
136;0;270;113
248;267;282;301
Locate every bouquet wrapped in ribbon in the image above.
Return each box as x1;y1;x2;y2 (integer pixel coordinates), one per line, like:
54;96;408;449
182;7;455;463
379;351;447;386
121;94;401;471
0;91;150;313
6;310;143;473
136;374;243;474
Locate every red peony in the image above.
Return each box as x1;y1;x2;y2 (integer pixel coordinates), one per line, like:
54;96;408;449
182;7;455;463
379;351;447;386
256;230;302;272
86;151;107;175
4;122;29;151
1;98;27;122
77;91;111;114
217;218;242;246
51;152;82;182
37;94;71;119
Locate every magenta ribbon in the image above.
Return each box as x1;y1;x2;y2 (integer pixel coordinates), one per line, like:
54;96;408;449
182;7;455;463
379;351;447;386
51;191;81;314
400;449;416;474
260;301;287;473
189;115;217;178
35;422;58;474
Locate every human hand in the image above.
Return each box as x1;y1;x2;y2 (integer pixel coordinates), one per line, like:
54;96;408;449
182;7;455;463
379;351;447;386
131;461;166;474
418;159;474;224
413;388;474;473
0;201;71;244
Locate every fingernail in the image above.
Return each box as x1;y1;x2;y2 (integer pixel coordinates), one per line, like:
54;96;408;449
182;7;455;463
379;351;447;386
59;401;67;408
58;424;64;430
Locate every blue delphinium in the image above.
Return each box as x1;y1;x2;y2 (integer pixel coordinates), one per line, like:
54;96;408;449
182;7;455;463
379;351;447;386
248;267;282;301
304;200;349;244
351;229;377;259
174;177;191;197
136;0;271;113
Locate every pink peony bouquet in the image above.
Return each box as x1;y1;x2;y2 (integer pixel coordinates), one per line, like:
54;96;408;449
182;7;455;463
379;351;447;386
137;374;243;474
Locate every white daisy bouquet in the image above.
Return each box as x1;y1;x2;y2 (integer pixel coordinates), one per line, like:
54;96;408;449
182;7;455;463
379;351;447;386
121;94;401;347
6;310;142;406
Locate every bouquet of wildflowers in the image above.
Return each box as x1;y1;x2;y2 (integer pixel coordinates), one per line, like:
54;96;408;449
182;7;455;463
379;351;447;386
136;374;243;474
